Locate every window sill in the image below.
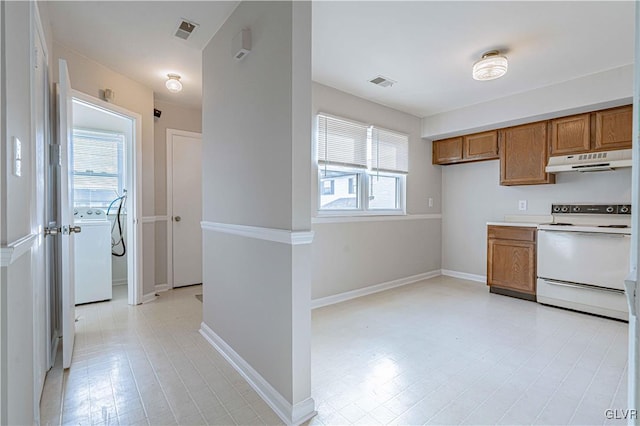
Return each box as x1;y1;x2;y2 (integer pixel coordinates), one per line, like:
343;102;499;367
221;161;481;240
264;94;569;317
316;210;405;218
312;213;442;224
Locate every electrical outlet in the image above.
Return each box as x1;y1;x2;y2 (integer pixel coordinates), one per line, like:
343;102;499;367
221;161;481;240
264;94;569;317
428;197;433;208
518;200;527;211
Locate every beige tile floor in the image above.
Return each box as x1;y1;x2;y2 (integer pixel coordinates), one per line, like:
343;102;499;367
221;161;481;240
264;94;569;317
310;276;628;426
41;276;629;425
40;285;283;426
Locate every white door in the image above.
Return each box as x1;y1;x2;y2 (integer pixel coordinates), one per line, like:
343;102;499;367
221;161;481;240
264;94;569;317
32;18;49;408
168;130;202;288
57;59;76;368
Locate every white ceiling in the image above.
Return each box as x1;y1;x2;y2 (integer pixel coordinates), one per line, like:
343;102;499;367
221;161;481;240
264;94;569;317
47;1;635;117
47;1;239;108
313;1;635;118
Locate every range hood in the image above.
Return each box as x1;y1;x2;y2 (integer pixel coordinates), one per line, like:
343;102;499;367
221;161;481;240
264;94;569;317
546;149;632;173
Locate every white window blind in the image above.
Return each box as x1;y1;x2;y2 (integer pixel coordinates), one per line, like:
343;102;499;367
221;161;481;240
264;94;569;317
317;114;368;169
72;129;125;207
370;127;409;174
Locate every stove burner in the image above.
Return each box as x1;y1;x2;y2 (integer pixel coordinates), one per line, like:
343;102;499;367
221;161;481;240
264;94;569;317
550;223;573;226
597;225;629;228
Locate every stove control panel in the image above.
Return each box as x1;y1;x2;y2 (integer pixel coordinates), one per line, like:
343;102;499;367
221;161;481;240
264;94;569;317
551;204;631;215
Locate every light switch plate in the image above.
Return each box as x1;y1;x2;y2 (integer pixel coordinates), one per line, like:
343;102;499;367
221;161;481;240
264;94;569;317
518;200;527;211
13;137;22;177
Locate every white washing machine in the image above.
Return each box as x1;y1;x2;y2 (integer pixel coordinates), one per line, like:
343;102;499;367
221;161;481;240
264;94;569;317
74;207;113;304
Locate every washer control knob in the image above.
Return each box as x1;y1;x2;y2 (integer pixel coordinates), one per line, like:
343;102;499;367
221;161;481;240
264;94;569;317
86;210;93;215
572;206;581;212
606;206;615;213
561;206;569;213
621;206;630;213
553;206;561;212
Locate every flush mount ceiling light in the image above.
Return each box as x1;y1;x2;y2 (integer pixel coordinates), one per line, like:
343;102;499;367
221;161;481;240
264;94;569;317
472;50;508;81
165;74;183;93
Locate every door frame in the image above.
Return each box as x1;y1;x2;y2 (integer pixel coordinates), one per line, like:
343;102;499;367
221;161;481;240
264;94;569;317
70;90;143;305
166;128;202;289
29;2;49;421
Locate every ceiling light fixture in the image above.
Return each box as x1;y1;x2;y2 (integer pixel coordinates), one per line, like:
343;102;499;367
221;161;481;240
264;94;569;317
472;50;508;81
165;74;183;93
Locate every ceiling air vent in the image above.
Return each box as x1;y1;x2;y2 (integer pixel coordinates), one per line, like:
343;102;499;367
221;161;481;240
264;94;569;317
174;19;199;40
369;75;397;88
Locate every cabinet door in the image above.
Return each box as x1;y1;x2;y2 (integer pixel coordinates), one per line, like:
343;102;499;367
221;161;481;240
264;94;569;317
464;131;498;160
500;122;554;186
550;113;591;155
595;106;632;151
432;137;463;164
487;239;536;295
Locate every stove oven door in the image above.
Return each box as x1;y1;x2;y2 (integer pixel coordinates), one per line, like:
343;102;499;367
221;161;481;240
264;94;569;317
537;229;630;290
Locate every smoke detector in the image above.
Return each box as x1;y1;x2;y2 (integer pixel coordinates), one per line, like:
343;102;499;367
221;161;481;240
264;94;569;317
174;19;199;40
369;75;397;88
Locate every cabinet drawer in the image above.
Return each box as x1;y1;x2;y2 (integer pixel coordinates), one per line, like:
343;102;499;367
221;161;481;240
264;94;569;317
487;226;536;242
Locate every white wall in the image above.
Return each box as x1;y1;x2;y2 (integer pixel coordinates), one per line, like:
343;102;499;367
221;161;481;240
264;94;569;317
201;2;314;423
52;42;156;296
442;160;632;277
422;65;633;139
311;83;442;300
152;99;201;287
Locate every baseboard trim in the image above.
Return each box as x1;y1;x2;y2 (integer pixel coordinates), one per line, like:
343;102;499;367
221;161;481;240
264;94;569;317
199;322;316;425
112;279;127;286
441;269;486;283
155;283;170;292
0;233;39;267
201;221;314;245
311;269;441;309
142;292;157;304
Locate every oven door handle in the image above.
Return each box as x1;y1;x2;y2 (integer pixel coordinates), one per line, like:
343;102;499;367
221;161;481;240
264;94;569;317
539;230;629;238
541;279;626;294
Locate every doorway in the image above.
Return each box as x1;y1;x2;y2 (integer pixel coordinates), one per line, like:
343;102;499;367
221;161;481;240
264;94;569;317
166;129;202;288
69;91;143;306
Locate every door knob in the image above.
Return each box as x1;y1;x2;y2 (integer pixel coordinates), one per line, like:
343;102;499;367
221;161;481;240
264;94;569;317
175;216;181;222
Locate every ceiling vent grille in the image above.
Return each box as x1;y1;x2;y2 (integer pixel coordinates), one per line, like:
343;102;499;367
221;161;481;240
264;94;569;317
369;75;397;87
174;19;198;40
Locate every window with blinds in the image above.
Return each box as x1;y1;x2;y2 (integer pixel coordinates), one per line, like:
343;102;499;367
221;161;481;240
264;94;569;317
72;129;125;207
316;113;408;214
317;114;368;169
370;127;409;174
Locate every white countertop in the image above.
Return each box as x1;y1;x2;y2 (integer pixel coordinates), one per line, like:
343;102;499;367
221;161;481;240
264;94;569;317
486;221;542;228
487;214;553;228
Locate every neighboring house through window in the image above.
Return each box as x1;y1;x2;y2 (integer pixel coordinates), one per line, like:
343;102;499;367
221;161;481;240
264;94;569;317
316;113;408;214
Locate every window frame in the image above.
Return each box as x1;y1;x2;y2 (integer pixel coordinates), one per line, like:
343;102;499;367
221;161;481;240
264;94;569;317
72;127;126;208
317;165;406;217
315;113;408;217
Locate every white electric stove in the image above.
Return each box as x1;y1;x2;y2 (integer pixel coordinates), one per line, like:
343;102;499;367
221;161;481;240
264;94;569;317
537;204;631;321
